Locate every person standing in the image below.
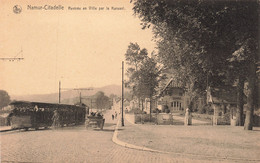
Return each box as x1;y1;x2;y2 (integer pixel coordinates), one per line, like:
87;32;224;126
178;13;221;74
52;110;61;128
184;108;192;125
112;114;114;120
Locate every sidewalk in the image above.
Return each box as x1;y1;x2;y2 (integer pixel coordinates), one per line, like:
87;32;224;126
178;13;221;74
0;126;12;132
117;114;260;162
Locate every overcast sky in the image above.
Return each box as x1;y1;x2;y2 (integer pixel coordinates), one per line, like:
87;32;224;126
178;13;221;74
0;0;155;96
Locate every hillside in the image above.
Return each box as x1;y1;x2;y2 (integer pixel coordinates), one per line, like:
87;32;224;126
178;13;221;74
11;84;123;104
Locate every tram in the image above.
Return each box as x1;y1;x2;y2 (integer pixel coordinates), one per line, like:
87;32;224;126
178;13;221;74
8;101;88;130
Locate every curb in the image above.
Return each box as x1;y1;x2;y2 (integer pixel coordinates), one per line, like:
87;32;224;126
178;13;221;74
112;116;260;162
112;119;168;154
0;128;15;132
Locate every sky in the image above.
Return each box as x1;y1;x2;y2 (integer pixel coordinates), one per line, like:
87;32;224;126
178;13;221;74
0;0;155;96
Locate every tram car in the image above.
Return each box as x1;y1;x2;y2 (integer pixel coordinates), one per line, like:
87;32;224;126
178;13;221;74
8;101;88;130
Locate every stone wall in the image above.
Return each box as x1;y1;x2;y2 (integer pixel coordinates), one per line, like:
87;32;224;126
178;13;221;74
134;113;173;125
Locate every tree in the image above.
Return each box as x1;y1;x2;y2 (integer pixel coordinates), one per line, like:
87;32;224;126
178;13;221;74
124;42;163;118
124;91;133;101
125;42;148;72
133;0;232;106
128;57;162;120
125;42;148;108
136;57;161;99
109;94;118;100
132;0;259;130
0;90;11;109
95;91;110;110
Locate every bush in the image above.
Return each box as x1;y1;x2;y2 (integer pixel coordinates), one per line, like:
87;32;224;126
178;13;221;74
134;113;157;123
152;108;161;113
165;109;170;113
162;105;168;113
0;116;7;126
198;107;206;114
128;108;141;114
129;108;147;114
191;113;213;122
198;104;214;115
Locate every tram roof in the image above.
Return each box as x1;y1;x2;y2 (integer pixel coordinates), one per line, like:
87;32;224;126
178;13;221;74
9;101;85;108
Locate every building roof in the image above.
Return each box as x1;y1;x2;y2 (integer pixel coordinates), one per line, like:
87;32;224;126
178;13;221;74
9;101;86;109
157;78;184;98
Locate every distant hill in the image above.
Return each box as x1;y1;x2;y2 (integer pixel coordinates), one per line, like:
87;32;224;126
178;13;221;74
11;84;123;104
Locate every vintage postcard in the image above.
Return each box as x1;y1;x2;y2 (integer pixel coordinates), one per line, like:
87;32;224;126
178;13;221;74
1;0;259;162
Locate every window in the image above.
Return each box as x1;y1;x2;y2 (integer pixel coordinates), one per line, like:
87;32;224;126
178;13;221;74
177;102;179;107
171;102;173;107
174;102;176;107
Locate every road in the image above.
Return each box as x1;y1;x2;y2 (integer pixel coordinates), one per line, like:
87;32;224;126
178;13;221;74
1;110;195;163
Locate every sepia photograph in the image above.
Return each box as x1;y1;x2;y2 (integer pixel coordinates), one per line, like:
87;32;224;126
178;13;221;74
0;0;260;162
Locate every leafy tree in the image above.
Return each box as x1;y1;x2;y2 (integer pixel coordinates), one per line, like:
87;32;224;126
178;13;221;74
132;0;259;130
124;42;163;117
136;57;161;99
109;94;118;100
0;90;11;109
95;91;110;110
125;42;148;72
129;57;162;119
124;91;133;101
125;42;148;108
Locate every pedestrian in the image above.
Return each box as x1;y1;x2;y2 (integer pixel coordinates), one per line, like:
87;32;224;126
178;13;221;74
184;108;192;125
112;114;114;120
52;110;61;129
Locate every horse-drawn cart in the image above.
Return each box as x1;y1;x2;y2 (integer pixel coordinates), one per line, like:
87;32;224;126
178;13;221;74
85;115;105;130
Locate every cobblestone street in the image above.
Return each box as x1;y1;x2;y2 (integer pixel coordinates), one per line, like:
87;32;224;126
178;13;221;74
0;111;203;163
1;110;258;162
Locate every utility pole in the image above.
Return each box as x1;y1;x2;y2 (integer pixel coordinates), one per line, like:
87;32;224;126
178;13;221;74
80;92;82;104
91;99;92;112
59;81;61;103
73;88;93;105
58;81;93;104
121;61;124;126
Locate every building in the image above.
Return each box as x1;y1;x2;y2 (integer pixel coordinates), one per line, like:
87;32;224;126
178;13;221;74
206;86;244;125
156;78;188;112
111;98;130;113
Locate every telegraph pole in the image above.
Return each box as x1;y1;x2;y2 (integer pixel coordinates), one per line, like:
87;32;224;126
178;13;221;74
121;61;124;126
58;81;92;104
91;99;92;112
59;81;61;103
79;92;82;104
